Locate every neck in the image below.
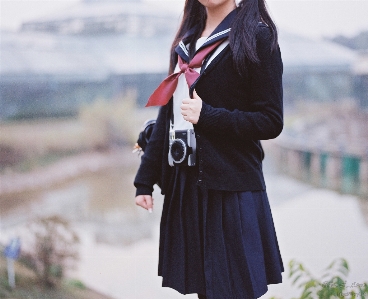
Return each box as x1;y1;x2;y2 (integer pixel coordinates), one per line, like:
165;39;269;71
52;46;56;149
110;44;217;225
202;2;236;37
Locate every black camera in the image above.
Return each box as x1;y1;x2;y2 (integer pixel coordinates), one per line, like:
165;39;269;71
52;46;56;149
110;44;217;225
133;119;156;155
168;129;196;166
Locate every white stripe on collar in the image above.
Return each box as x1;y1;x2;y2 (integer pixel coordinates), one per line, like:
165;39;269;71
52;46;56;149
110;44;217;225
205;28;231;43
179;41;189;56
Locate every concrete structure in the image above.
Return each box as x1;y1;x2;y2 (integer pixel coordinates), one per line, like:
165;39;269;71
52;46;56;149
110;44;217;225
271;136;367;198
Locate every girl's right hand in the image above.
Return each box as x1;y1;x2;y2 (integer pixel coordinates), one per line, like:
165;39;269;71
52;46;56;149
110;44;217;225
135;195;154;213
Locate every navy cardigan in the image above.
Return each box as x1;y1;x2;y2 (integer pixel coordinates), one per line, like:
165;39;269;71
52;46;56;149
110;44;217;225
134;25;283;196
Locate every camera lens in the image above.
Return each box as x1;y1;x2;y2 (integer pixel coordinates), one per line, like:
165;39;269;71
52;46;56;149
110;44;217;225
170;139;187;163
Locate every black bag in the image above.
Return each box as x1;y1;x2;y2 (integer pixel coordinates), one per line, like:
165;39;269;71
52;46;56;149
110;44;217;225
133;119;156;154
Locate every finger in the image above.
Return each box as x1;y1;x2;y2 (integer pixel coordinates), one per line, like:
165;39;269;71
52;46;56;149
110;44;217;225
193;89;200;99
135;196;147;209
180;103;188;110
145;196;154;213
182;102;195;110
181;107;188;114
181;109;191;116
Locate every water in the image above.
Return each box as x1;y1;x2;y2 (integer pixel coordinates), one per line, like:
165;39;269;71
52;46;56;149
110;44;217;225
0;156;158;246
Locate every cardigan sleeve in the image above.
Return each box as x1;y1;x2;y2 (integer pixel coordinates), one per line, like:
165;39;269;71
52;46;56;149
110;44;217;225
195;26;283;141
134;104;168;196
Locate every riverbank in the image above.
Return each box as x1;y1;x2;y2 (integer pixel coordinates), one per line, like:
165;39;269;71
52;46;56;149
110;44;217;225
0;148;137;196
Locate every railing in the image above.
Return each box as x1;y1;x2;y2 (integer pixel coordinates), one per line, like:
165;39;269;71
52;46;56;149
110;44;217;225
269;139;368;198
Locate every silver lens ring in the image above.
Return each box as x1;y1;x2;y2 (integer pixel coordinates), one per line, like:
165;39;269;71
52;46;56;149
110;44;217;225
170;139;187;164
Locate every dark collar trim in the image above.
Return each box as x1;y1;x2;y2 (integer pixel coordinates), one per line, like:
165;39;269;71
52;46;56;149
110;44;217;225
175;8;237;61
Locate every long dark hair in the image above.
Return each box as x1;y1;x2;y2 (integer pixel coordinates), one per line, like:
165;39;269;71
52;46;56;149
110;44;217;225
169;0;278;74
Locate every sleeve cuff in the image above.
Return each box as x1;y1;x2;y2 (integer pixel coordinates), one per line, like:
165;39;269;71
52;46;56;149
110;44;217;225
135;184;154;197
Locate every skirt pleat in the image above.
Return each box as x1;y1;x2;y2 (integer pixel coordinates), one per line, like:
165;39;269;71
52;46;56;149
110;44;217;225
158;165;284;299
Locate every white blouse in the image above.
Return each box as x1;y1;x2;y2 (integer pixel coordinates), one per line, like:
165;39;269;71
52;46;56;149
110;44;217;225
172;37;229;131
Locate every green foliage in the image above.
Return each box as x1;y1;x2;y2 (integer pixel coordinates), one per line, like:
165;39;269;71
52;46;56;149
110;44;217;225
65;279;86;290
0;268;11;296
282;258;368;299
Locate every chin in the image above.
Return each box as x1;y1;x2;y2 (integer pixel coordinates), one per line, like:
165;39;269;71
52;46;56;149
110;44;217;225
198;0;236;9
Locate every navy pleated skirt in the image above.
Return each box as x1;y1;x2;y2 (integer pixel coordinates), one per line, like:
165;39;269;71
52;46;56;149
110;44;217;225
158;165;284;299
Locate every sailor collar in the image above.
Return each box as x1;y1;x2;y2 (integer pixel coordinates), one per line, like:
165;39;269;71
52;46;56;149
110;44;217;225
175;8;237;62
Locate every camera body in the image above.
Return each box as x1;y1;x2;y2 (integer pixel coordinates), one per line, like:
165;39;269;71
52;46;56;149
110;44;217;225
168;129;196;167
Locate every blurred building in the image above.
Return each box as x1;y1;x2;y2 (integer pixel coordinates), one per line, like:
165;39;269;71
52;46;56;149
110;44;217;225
353;51;368;109
0;0;178;120
0;30;173;119
0;0;359;120
20;0;177;36
279;31;356;108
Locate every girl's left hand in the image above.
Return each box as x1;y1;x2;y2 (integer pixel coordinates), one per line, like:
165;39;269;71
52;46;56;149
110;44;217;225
181;89;202;124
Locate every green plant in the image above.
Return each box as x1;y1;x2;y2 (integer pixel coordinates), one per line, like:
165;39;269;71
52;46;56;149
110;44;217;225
65;278;86;290
286;258;368;299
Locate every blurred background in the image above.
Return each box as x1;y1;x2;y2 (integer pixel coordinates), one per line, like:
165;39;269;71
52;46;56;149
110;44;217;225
1;0;368;298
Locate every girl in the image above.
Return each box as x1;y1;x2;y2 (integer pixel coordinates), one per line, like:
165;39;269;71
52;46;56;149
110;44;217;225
134;0;284;298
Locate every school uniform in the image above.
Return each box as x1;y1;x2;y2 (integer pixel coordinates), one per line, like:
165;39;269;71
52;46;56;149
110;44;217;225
134;8;284;299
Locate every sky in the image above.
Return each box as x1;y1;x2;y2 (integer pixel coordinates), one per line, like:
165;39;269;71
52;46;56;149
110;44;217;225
1;0;368;39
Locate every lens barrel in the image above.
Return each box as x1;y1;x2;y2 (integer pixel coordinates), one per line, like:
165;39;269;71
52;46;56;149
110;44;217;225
170;139;187;163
